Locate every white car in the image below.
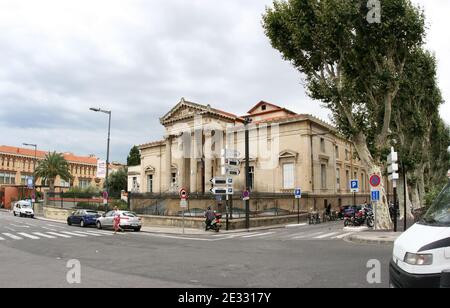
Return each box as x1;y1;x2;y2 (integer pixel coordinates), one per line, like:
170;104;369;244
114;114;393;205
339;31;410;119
13;200;35;218
96;210;142;232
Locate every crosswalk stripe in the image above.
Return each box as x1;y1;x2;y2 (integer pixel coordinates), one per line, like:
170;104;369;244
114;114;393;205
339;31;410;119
2;233;23;240
46;232;71;238
33;232;56;239
242;232;276;238
61;231;88;237
72;231;102;237
17;232;40;240
332;232;354;239
293;231;324;239
84;230;113;235
314;232;339;239
41;227;58;231
0;236;4;240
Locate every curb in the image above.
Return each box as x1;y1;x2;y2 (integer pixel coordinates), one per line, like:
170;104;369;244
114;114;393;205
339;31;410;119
346;234;399;245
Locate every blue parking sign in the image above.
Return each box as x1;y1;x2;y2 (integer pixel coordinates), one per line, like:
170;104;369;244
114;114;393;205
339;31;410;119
350;180;359;192
371;190;380;202
294;188;302;199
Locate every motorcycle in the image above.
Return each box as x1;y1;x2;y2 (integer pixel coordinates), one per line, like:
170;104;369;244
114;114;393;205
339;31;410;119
205;213;222;232
344;207;374;228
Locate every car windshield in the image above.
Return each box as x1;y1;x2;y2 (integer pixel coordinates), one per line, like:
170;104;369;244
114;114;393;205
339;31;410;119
122;212;137;217
420;183;450;226
21;204;31;208
86;211;97;215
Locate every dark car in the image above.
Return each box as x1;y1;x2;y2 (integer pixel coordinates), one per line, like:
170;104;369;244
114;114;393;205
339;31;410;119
67;209;100;227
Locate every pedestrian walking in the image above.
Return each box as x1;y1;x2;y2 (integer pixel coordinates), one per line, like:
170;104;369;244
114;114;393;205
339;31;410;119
113;206;123;234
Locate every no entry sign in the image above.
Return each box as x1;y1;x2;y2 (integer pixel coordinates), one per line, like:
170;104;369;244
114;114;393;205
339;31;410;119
370;174;381;188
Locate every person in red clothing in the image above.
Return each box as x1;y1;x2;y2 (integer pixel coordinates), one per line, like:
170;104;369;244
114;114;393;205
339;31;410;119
113;206;123;234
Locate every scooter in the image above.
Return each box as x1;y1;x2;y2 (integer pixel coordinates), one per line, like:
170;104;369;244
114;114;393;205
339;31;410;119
206;213;222;232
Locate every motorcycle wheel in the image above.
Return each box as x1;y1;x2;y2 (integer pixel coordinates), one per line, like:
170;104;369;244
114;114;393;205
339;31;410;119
367;217;374;228
344;219;349;227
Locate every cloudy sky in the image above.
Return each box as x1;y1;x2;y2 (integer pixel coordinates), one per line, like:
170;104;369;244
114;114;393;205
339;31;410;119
0;0;449;163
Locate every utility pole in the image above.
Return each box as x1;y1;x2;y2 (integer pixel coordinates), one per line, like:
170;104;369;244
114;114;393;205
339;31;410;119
244;117;252;230
387;147;399;232
402;162;407;231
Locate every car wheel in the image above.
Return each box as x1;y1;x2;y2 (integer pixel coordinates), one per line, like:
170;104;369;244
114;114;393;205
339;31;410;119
67;219;72;226
19;213;23;217
80;220;85;228
96;221;102;230
134;227;141;232
13;211;17;216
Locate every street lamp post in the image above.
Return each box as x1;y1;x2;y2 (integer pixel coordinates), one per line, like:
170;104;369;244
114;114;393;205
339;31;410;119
22;143;37;206
90;107;112;209
244;117;252;230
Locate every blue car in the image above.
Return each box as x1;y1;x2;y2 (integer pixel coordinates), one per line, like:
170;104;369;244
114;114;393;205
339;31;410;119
67;209;100;227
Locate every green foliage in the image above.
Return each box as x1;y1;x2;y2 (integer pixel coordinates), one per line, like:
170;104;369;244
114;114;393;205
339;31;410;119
34;152;72;192
104;167;128;195
127;146;141;166
262;0;426;160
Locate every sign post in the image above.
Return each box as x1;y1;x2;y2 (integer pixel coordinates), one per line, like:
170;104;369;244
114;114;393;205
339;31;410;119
294;188;302;224
350;180;359;206
387;147;399;232
369;174;381;230
179;188;188;234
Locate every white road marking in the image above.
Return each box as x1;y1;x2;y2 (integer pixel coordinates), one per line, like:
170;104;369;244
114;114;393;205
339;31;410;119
32;232;56;239
0;236;4;240
242;232;276;238
314;232;339;239
4;227;16;232
46;224;66;229
144;233;214;241
11;224;30;228
46;232;71;238
60;231;88;237
72;231;102;237
17;232;40;240
332;232;354;239
2;233;23;240
41;227;58;231
293;231;325;239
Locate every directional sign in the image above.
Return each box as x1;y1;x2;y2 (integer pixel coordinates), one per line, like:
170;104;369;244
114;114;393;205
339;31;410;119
387;151;398;164
388;173;400;181
350;180;359;193
369;174;381;188
371;190;380;202
224;158;240;167
387;163;399;174
221;149;240;158
294;188;302;199
222;166;240;176
210;177;233;186
211;187;234;195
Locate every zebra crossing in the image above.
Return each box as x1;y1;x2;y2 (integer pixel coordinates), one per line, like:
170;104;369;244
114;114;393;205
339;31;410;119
213;229;355;241
0;229;113;242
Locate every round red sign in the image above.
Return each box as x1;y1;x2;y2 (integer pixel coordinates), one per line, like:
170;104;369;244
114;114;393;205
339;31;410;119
179;188;188;200
369;175;381;188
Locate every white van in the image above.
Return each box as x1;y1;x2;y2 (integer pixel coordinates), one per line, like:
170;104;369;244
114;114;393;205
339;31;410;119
12;200;35;218
390;182;450;288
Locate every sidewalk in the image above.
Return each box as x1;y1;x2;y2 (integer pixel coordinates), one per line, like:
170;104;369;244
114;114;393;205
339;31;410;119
346;232;401;245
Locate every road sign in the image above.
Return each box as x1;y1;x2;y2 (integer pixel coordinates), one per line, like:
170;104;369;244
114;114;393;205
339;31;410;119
221;149;240;158
387;147;399;183
179;188;188;200
180;200;188;208
369;174;381;188
210;177;233;186
387;163;399;174
221;166;240;176
242;190;250;201
294;188;302;199
387;151;398;164
223;158;240;167
388;173;400;181
211;187;234;195
371;190;380;202
350;180;359;193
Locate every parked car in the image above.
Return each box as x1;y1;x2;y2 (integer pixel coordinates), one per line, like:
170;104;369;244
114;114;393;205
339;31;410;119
67;209;100;227
96;210;142;232
12;200;34;218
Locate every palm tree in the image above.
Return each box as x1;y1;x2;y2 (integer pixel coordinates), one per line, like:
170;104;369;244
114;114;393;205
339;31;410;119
34;152;72;192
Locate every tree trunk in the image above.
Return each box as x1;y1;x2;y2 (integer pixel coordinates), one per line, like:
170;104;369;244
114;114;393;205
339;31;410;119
397;174;414;220
49;179;55;193
417;166;426;208
353;132;393;230
410;183;422;212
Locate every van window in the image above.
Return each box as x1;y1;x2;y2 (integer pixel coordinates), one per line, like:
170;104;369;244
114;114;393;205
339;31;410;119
420;183;450;226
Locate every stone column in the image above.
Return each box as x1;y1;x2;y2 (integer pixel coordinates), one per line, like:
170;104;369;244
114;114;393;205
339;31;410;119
204;131;213;193
190;133;198;193
165;136;172;192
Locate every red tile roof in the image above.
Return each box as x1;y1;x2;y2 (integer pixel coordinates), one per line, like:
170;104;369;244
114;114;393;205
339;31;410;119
0;145;98;165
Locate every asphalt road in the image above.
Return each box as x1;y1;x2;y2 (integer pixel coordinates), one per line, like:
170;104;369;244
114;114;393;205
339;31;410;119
0;211;393;288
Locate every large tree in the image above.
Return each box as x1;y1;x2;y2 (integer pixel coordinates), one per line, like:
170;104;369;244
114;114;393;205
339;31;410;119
263;0;426;229
127;145;141;166
105;167;128;196
34;152;72;192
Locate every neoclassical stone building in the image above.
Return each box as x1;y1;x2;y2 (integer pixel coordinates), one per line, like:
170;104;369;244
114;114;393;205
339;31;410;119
129;98;369;206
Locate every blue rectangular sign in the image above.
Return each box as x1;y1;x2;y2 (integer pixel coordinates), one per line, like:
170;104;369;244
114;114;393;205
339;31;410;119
371;190;380;202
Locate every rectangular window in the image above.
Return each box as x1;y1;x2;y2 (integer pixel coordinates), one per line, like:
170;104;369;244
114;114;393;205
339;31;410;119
0;172;16;184
346;170;350;191
248;166;255;191
283;163;295;189
60;179;70;188
321;164;327;189
320;138;325;153
336;168;341;190
147;175;153;193
345;150;349;161
79;179;90;189
335;146;339;159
